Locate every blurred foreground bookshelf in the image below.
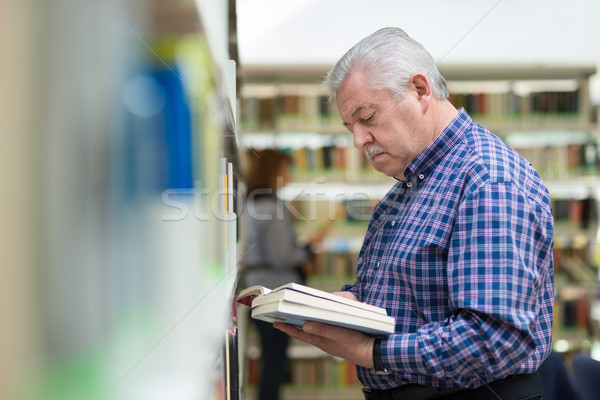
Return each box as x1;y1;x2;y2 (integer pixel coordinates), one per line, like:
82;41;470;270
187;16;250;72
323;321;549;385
237;62;600;395
2;1;243;400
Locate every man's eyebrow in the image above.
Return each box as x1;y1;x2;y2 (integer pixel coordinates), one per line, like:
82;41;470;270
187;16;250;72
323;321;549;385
342;105;364;127
351;106;364;119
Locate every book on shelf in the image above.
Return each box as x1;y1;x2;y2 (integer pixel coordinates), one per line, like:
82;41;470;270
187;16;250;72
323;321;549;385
237;282;395;336
448;89;580;116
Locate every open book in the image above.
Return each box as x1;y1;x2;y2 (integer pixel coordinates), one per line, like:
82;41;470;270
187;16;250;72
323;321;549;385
237;282;395;336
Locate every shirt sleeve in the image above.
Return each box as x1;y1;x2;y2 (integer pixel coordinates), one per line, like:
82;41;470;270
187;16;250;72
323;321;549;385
381;180;554;387
340;282;362;300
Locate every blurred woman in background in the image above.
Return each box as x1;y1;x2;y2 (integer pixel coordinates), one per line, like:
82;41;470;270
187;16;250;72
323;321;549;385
241;148;330;400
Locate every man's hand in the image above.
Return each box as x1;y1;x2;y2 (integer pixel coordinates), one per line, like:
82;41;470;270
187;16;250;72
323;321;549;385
274;321;375;369
332;291;358;301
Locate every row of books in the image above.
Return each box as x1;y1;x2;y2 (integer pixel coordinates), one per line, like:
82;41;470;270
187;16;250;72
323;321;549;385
244;353;361;388
313;250;358;277
312;225;599;280
554;246;598;283
450;90;580;116
288;357;360;388
241;90;583;130
242;135;600;182
288;145;365;172
553;197;598;231
241;95;338;128
309;224;596;280
554;297;593;332
508;138;599;179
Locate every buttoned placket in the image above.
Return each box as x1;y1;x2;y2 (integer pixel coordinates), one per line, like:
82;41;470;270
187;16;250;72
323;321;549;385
361;170;424;275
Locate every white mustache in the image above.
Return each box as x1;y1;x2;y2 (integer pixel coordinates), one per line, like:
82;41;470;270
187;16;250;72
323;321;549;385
365;145;385;160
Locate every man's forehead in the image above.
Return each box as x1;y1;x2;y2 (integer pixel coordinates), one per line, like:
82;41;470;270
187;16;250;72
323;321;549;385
338;95;375;119
336;71;366;104
337;85;368;112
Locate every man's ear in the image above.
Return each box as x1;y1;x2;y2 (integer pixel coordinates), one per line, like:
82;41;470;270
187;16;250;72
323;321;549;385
411;73;431;112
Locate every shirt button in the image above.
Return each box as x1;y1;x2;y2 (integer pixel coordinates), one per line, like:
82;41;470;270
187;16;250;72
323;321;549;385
406;182;412;188
391;221;395;227
376;262;380;269
418;174;425;179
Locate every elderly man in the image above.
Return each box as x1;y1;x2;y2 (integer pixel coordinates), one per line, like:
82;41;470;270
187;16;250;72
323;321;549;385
275;27;553;400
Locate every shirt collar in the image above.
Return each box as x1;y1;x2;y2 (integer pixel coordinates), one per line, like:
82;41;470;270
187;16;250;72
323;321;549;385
403;108;472;181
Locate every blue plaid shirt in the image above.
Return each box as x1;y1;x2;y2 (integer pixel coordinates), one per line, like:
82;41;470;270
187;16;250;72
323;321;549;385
342;109;554;390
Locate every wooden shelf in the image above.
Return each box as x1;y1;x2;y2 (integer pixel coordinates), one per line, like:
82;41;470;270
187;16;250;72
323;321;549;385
241;63;598;83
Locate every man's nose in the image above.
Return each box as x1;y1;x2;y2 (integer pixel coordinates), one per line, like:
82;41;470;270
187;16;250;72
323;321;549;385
353;125;373;148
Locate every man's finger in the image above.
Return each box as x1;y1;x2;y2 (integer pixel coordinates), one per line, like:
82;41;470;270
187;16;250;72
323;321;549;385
274;322;323;346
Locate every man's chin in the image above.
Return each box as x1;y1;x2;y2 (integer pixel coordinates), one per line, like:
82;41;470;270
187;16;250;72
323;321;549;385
372;162;403;180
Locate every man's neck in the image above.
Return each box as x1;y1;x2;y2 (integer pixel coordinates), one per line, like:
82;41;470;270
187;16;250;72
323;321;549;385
431;99;459;138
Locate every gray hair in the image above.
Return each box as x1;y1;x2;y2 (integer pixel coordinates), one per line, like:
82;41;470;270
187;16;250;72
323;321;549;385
325;27;449;100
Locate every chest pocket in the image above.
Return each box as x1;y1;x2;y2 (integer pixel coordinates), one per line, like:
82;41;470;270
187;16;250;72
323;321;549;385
392;189;456;257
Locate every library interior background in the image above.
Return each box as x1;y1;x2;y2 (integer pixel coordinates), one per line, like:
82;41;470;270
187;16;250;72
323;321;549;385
3;1;600;399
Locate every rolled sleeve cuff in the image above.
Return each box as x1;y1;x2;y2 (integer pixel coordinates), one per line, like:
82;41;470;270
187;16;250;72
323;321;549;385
340;283;360;300
383;333;425;372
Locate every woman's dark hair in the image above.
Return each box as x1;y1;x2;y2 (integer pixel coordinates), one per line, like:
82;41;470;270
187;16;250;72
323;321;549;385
245;149;292;198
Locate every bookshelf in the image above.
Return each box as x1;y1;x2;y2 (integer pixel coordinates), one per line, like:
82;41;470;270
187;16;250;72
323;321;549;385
238;62;600;394
2;1;242;400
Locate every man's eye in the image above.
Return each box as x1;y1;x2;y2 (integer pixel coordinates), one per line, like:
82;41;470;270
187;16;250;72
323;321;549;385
363;115;375;124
